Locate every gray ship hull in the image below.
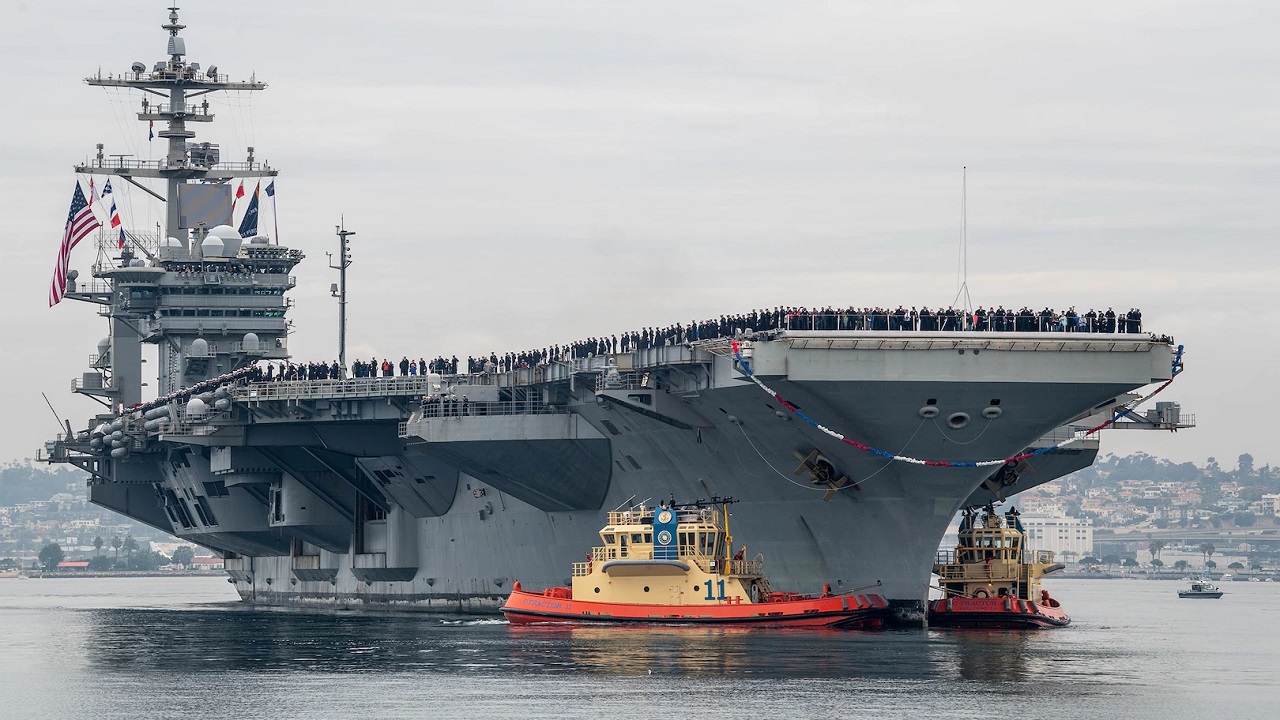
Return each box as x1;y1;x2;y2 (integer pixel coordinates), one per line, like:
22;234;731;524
73;334;1168;623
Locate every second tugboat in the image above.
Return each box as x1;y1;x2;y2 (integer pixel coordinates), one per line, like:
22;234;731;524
930;505;1070;628
502;498;888;627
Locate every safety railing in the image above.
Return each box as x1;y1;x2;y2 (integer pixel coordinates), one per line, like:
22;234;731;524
227;340;287;355
575;544;747;576
161;420;228;437
237;376;443;402
76;157;272;173
781;311;1145;334
138;103;214;117
414;399;565;419
66;280;113;296
91;70;239;84
1033;425;1098;445
933;561;1025;582
72;376;113;392
160;266;296;283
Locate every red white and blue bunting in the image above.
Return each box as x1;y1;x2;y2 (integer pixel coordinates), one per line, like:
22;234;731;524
729;341;1185;469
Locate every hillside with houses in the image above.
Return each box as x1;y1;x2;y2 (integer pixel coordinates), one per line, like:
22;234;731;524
1008;452;1279;577
0;462;218;573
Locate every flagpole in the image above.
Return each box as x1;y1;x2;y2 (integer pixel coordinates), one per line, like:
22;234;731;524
271;184;280;245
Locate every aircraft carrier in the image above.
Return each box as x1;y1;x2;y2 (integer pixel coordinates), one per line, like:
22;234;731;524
44;8;1191;623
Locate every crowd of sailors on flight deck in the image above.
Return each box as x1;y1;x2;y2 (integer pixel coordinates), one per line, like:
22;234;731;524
114;304;1165;424
241;305;1155;385
781;305;1145;333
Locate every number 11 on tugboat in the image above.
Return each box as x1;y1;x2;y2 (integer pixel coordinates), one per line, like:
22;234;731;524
501;497;889;627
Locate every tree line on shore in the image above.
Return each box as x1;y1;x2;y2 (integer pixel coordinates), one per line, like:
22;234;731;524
8;536;197;572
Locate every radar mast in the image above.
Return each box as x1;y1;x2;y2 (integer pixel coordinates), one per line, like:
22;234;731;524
79;5;275;249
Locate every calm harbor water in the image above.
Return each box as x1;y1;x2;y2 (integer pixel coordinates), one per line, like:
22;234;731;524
1;576;1277;719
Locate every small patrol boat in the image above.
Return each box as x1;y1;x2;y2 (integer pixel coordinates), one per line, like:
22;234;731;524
1178;579;1223;599
929;504;1070;629
502;497;888;627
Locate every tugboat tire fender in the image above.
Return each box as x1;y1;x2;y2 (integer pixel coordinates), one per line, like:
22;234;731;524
973;589;989;598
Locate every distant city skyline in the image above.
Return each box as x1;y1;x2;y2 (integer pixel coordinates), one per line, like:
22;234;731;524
1;1;1276;466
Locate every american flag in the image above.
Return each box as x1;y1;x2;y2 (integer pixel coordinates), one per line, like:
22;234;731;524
49;183;100;307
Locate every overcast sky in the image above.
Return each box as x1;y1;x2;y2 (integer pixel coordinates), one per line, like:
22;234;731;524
1;1;1276;468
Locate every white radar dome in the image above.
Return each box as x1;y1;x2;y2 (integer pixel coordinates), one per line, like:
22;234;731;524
209;224;239;241
158;236;183;260
185;397;208;417
250;235;270;245
97;337;110;355
242;333;259;351
200;234;226;259
188;338;209;357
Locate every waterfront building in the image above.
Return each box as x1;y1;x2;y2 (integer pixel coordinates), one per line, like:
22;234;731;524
1021;514;1094;560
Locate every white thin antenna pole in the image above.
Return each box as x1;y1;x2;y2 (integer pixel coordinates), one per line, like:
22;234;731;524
952;166;973;316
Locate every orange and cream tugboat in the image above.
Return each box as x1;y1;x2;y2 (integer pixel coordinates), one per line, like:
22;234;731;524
502;497;889;627
930;504;1070;629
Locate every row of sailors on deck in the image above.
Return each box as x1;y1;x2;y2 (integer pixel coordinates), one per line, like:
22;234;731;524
261;304;1149;384
784;306;1143;333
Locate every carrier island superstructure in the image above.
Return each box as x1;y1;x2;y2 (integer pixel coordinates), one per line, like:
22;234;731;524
43;8;1192;623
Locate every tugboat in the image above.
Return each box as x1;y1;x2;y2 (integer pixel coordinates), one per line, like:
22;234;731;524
1178;579;1223;599
929;505;1070;628
501;498;889;627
